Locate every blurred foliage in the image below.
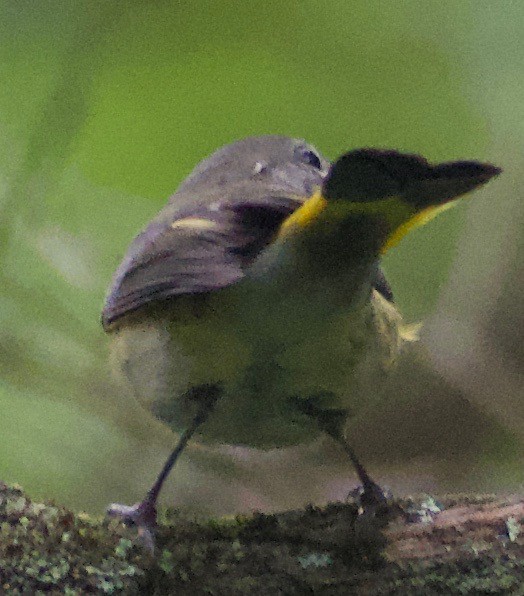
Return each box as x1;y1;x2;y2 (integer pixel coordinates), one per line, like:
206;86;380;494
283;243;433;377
0;1;522;513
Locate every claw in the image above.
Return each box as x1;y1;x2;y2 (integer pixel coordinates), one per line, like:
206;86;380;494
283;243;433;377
360;482;389;510
106;500;157;554
347;483;391;515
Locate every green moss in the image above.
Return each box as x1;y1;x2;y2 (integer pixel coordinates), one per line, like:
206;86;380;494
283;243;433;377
1;482;522;594
382;554;523;595
0;481;143;593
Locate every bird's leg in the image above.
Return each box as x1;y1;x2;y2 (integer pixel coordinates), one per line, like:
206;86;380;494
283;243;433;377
293;395;387;511
327;430;388;510
107;384;220;552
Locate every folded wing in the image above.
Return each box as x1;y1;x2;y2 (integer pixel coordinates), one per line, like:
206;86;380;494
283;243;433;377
102;193;394;329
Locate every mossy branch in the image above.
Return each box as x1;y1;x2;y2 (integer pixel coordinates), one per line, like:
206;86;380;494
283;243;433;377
0;482;522;594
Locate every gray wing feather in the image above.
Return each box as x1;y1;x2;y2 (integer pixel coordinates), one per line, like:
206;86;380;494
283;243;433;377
102;193;394;329
102;197;299;328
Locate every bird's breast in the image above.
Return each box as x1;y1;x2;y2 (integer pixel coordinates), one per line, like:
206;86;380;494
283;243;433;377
110;285;403;449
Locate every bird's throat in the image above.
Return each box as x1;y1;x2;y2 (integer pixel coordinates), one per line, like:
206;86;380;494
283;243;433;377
281;207;385;279
246;206;383;319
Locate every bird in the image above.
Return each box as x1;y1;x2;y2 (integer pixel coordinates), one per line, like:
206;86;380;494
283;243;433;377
102;135;500;549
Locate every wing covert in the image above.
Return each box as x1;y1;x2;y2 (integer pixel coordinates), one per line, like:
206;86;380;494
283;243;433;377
102;189;396;329
102;198;298;328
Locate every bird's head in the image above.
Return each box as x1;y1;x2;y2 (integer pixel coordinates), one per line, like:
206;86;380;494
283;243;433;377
281;148;501;254
325;149;501;253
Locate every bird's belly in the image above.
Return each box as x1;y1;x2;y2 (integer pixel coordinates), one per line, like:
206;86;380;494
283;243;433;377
110;291;399;449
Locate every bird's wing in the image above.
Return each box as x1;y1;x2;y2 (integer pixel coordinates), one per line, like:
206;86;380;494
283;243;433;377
102;193;394;329
102;195;302;328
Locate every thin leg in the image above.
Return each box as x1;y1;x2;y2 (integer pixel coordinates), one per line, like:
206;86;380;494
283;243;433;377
291;396;388;511
330;433;388;509
107;385;220;552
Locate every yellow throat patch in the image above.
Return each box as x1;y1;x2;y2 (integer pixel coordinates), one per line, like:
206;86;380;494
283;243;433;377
278;188;458;254
278;190;328;236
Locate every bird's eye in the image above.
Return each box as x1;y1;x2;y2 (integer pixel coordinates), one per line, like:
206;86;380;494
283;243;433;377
298;148;323;170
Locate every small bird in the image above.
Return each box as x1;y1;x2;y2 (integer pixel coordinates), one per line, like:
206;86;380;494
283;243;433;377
102;136;500;548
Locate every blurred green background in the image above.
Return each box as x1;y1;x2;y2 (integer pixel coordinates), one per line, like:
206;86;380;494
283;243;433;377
0;1;522;514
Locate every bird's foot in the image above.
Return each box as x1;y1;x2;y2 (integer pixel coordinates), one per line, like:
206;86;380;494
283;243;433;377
106;498;157;554
347;482;392;516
